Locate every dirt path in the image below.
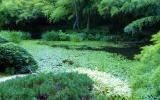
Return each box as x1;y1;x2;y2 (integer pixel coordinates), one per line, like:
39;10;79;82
0;74;26;83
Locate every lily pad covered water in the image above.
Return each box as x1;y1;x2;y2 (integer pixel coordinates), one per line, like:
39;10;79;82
21;41;138;78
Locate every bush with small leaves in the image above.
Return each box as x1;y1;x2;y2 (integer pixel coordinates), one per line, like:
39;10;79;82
58;30;69;41
0;72;93;100
42;31;59;41
69;33;83;42
0;43;38;74
42;30;69;41
0;31;31;43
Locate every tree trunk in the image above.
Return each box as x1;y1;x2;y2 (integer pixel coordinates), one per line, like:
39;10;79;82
73;0;79;30
86;12;90;31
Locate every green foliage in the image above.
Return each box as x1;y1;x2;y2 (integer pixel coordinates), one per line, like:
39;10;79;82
122;0;160;34
98;0;124;16
58;30;69;41
69;33;83;42
118;0;160;17
0;72;93;100
42;30;69;41
42;31;59;41
49;6;67;22
136;32;160;72
0;0;159;34
0;43;38;74
151;32;160;44
0;31;31;43
42;30;84;42
97;0;160;34
124;16;160;33
42;30;114;42
0;0;44;25
0;0;99;29
132;32;160;99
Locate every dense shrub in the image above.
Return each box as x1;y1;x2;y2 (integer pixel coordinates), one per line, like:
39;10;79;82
151;32;160;44
69;33;83;42
136;32;160;73
0;72;93;100
79;32;88;40
132;32;160;99
20;32;31;40
42;31;59;41
42;30;69;41
58;30;70;41
42;31;85;42
0;31;31;43
0;43;38;74
42;30;112;42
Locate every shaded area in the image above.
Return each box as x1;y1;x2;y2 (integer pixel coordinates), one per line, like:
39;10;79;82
99;46;141;60
42;44;142;60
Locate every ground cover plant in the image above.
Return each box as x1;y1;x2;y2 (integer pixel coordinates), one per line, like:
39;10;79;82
21;40;137;78
0;72;93;100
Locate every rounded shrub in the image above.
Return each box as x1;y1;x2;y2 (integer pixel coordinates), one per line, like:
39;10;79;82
69;33;83;42
42;31;59;41
58;30;69;41
0;72;93;100
42;30;69;41
0;43;38;74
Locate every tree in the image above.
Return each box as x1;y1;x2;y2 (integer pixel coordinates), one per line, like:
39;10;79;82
97;0;160;34
0;0;45;26
82;0;99;31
